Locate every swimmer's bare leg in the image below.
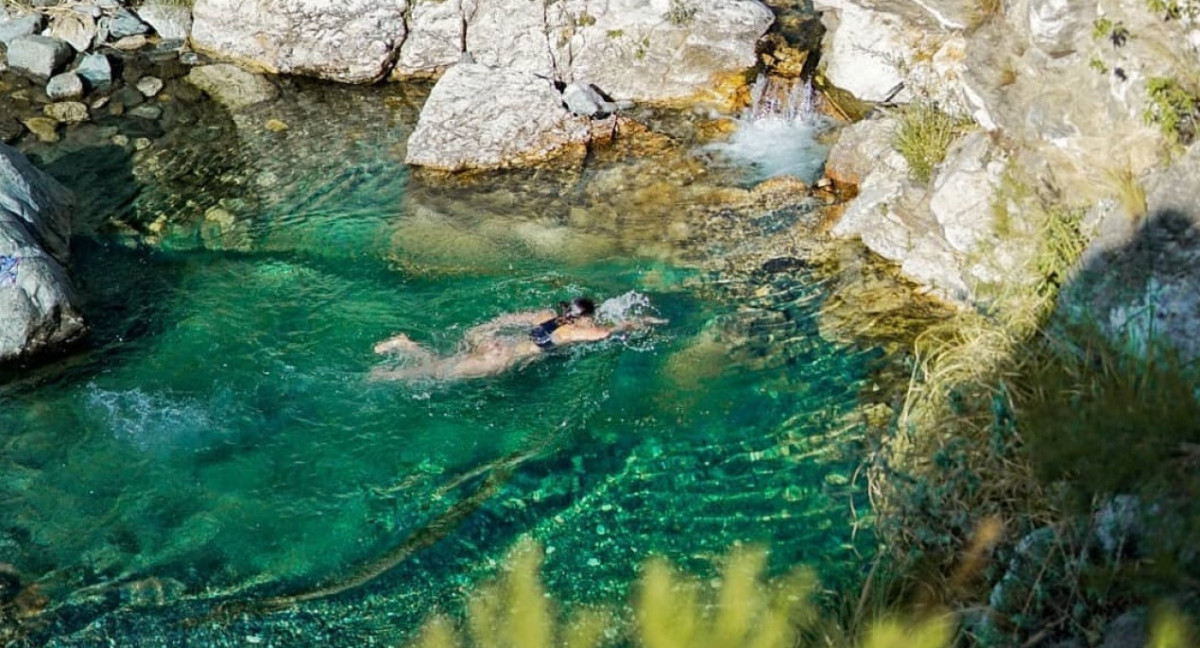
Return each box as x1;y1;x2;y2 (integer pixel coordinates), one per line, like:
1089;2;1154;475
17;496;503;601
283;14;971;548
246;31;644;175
373;333;436;363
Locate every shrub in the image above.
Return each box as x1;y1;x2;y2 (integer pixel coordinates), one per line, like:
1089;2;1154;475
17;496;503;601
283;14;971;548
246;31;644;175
1143;77;1200;146
890;103;972;184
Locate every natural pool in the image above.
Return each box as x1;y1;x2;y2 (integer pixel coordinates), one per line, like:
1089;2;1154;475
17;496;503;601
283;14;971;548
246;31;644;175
1;79;879;645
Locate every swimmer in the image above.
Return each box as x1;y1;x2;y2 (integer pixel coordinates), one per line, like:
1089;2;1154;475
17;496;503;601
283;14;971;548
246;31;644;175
368;297;667;382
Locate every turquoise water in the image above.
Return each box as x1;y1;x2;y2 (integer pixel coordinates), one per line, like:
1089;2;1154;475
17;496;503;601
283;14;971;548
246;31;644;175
1;82;878;644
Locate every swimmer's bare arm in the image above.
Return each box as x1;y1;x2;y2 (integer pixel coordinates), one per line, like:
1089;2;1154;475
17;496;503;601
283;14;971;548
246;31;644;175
557;317;668;343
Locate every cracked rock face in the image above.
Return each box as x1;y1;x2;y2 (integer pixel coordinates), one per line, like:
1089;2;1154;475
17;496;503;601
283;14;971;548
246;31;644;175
190;0;408;84
404;63;604;172
397;0;774;104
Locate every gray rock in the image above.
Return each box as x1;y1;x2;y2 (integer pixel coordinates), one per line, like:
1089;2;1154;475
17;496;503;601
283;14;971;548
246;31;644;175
128;103;162;120
5;35;74;78
0;11;45;45
0;143;86;364
191;0;409;84
134;2;192;41
185;63;279;110
45;72;84;101
111;85;145;110
48;9;97;52
1099;609;1147;648
136;75;164;97
75;53;113;88
43;101;89;123
105;8;150;38
406;63;600;172
96;0;120;9
1093;495;1141;557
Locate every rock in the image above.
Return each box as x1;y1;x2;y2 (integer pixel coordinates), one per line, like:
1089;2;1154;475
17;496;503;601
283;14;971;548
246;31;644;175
927;131;1011;286
190;0;409;84
105;8;150;38
0;143;86;363
5;35;75;79
1093;495;1142;557
1099;610;1147;648
1061;143;1200;363
185;63;279;110
113;34;148;50
1028;0;1093;57
111;85;145;110
135;2;192;41
397;0;773;104
561;82;620;118
0;11;44;45
136;76;164;97
0;119;24;145
43;101;89;123
48;9;97;52
75;53;113;89
128;104;162;120
45;72;84;101
405;63;600;171
21;117;59;143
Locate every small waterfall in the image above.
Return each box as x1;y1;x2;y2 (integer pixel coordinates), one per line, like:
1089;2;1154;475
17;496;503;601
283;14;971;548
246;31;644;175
708;75;833;184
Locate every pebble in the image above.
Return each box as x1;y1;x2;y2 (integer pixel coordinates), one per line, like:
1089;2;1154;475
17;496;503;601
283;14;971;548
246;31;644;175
587;557;601;567
265;118;289;132
22;117;60;143
128;104;162;120
111;134;129;147
136;76;164;98
133;137;151;151
45;72;84;101
113;35;147;50
43;101;89;123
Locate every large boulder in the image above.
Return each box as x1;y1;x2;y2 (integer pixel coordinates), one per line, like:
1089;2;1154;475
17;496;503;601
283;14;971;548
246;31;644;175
0;144;86;364
827;117;1010;302
405;63;606;172
135;2;193;41
397;0;773;104
0;9;44;46
190;0;408;84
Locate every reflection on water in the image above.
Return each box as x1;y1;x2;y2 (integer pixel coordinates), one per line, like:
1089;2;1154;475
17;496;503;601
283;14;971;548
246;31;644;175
1;77;873;645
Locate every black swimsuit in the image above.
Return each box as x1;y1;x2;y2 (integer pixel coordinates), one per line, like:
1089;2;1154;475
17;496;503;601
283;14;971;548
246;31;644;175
530;317;564;350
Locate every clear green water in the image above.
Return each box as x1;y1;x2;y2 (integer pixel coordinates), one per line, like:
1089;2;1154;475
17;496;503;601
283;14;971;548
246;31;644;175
1;82;878;644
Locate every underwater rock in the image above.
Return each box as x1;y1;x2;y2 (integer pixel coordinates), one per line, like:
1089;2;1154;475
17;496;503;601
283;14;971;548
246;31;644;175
190;0;408;84
186;63;279;111
0;143;86;364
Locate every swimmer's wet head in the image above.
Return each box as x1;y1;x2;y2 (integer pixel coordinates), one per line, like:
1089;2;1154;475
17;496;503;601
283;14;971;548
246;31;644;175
566;297;596;319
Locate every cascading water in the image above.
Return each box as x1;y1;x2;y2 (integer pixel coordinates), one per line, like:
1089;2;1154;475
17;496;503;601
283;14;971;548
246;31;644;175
707;75;833;184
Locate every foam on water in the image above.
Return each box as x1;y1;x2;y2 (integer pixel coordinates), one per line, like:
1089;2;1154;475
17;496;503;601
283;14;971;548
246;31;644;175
707;76;834;184
596;290;655;324
85;383;227;450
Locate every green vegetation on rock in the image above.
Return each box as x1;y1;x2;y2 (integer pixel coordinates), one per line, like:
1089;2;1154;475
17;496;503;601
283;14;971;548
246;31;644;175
1144;77;1200;146
890;102;973;184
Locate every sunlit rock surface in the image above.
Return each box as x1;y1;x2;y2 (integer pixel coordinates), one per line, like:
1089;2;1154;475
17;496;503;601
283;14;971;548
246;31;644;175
404;63;603;172
0;143;85;363
397;0;773;104
190;0;408;83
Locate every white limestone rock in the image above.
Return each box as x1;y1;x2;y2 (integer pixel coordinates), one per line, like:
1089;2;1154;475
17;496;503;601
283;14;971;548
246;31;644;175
405;63;600;172
190;0;408;84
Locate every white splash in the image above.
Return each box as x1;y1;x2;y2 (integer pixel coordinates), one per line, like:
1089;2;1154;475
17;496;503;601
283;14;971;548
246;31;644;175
596;291;655;325
86;384;222;450
707;75;833;184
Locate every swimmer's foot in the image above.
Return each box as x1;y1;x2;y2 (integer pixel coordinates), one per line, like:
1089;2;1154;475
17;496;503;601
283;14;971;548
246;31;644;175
374;333;421;355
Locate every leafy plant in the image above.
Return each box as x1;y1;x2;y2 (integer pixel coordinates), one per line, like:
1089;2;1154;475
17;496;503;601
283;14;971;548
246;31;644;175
890;102;973;184
1143;77;1200;146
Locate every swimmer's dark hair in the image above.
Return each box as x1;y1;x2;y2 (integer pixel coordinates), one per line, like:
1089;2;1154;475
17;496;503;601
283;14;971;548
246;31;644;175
559;297;596;318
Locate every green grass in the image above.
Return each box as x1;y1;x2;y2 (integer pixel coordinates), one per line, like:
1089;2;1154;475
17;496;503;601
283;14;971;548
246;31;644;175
1143;77;1200;146
890;103;973;184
